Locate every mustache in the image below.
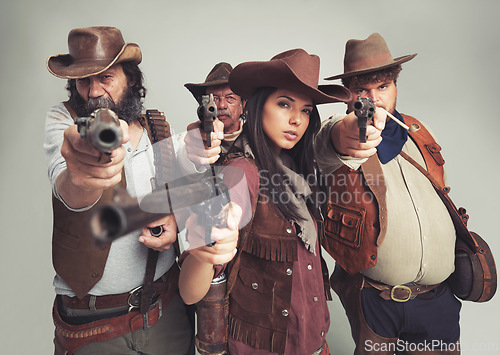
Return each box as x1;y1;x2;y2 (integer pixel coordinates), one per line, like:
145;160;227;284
71;89;143;124
85;96;116;113
217;109;231;117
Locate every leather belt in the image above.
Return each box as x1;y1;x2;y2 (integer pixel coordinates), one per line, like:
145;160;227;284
60;266;177;310
364;278;443;302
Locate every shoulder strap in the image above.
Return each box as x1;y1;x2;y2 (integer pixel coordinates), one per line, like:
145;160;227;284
138;109;177;314
400;151;472;248
404;115;446;187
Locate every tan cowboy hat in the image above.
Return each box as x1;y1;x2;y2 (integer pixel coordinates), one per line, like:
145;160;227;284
185;62;233;103
47;27;142;79
229;49;352;104
325;33;417;81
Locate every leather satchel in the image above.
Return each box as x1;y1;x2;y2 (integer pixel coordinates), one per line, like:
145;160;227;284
400;151;497;302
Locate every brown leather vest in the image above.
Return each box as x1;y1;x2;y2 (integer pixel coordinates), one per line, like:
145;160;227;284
51;106;171;299
225;157;330;354
321;115;446;275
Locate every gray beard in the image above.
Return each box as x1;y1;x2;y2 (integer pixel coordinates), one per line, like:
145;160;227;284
72;88;143;124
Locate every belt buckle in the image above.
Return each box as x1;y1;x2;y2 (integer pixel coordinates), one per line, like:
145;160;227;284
128;286;143;312
390;285;412;302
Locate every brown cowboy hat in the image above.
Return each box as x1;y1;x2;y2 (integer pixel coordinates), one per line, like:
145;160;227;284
185;62;233;103
229;49;352;104
324;32;417;81
47;27;142;79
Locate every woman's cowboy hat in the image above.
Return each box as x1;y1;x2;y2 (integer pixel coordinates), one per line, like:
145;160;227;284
47;27;142;79
185;62;233;103
324;33;417;81
229;49;352;104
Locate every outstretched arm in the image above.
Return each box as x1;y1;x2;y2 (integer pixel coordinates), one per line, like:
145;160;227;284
179;202;242;305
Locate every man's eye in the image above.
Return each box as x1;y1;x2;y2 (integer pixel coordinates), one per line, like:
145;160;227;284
77;78;90;85
226;96;236;103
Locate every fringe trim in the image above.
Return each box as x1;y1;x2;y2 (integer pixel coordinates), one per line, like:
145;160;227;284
229;314;287;354
242;233;298;262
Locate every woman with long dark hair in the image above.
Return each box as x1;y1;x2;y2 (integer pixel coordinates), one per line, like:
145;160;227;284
179;49;351;354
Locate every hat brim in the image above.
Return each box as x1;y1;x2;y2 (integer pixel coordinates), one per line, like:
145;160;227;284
229;60;351;104
47;43;142;79
324;53;417;81
184;79;230;103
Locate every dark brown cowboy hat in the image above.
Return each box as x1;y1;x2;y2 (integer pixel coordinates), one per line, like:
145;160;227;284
184;62;233;103
229;49;352;104
325;33;417;81
47;27;142;79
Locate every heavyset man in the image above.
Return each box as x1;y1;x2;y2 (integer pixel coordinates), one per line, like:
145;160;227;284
44;26;194;354
315;33;461;354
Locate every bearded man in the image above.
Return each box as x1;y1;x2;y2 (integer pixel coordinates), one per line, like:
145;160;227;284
44;26;194;354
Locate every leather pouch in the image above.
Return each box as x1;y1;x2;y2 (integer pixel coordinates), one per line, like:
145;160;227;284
446;231;497;302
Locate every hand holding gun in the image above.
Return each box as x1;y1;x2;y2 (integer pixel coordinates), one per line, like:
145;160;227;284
353;96;376;143
75;108;123;163
197;94;218;148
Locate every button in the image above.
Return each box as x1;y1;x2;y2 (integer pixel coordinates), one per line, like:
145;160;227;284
127;147;132;152
321;330;325;337
313;296;318;302
307;264;313;271
282;309;289;317
286;269;292;276
91;272;99;278
286;228;292;234
252;283;258;290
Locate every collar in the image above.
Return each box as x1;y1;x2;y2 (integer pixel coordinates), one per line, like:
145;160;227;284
223;118;244;143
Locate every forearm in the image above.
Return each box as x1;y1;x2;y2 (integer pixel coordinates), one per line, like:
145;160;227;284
55;169;102;209
314;116;366;174
178;253;216;305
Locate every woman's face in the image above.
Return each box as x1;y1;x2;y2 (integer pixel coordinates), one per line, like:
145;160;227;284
262;88;313;154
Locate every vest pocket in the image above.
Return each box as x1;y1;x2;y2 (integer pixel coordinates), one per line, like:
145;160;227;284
324;202;365;249
232;266;275;314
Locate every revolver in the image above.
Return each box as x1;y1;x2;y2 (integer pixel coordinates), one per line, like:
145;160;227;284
75;108;123;162
197;94;218;148
353;96;375;143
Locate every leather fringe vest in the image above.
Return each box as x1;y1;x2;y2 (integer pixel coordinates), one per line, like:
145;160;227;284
225;156;331;354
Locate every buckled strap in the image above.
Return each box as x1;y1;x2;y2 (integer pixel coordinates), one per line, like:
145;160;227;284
364;279;441;302
61;266;177;310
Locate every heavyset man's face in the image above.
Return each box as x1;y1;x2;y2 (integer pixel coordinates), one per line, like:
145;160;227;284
348;80;398;118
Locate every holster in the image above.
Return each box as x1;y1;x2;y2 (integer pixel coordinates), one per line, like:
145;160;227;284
195;274;229;355
53;266;179;355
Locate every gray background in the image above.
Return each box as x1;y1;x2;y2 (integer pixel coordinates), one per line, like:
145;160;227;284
1;0;499;353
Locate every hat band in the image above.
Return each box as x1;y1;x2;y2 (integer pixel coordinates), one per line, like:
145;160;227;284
345;52;394;73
